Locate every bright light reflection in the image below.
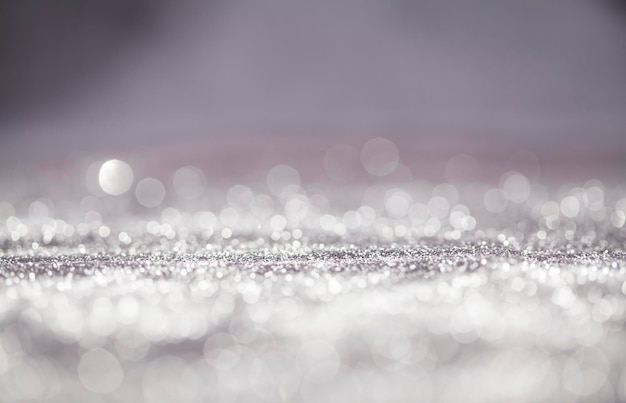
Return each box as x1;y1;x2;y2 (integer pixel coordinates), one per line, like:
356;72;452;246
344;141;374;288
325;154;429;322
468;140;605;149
98;159;134;196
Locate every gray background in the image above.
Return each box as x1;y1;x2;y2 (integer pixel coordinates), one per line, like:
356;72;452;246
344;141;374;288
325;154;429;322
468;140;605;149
0;0;625;165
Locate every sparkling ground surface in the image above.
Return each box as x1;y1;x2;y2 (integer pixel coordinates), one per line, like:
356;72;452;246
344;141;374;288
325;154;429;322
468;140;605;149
1;157;626;402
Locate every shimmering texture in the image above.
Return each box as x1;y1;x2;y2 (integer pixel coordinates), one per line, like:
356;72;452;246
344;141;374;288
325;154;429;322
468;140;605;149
1;161;626;403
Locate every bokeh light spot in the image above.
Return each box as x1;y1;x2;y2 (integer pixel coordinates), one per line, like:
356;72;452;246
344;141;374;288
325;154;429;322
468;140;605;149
78;348;124;394
135;177;166;208
360;137;399;177
98;159;134;196
172;166;207;200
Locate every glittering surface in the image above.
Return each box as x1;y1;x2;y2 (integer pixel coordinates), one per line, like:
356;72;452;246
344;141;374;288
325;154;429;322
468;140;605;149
1;154;626;402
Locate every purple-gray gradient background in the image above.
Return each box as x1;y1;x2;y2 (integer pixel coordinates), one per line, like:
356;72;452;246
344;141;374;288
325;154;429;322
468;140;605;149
1;0;626;179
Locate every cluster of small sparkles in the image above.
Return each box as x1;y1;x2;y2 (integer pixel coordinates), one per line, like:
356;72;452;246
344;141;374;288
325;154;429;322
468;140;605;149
1;146;626;402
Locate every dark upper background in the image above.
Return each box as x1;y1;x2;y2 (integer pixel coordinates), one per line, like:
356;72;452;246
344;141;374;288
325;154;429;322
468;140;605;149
0;0;625;178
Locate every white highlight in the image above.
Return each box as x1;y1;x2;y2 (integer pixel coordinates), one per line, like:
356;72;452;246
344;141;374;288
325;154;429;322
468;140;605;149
98;159;134;196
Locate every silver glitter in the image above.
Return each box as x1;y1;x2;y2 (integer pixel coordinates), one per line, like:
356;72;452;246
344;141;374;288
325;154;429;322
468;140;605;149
1;159;625;403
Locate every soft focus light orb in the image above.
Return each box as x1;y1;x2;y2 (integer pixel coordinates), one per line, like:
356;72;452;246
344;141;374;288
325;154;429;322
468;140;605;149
484;188;508;213
501;172;531;203
561;196;580;218
385;189;412;218
285;195;309;220
78;348;124;394
266;165;300;196
562;347;610;397
98;159;134;196
611;211;625;228
428;196;450;218
583;186;604;211
360;137;399;176
172;166;207;200
135;177;166;208
28;200;50;219
227;184;254;206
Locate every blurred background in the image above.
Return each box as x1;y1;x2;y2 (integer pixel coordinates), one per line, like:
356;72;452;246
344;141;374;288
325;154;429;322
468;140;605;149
1;0;625;180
